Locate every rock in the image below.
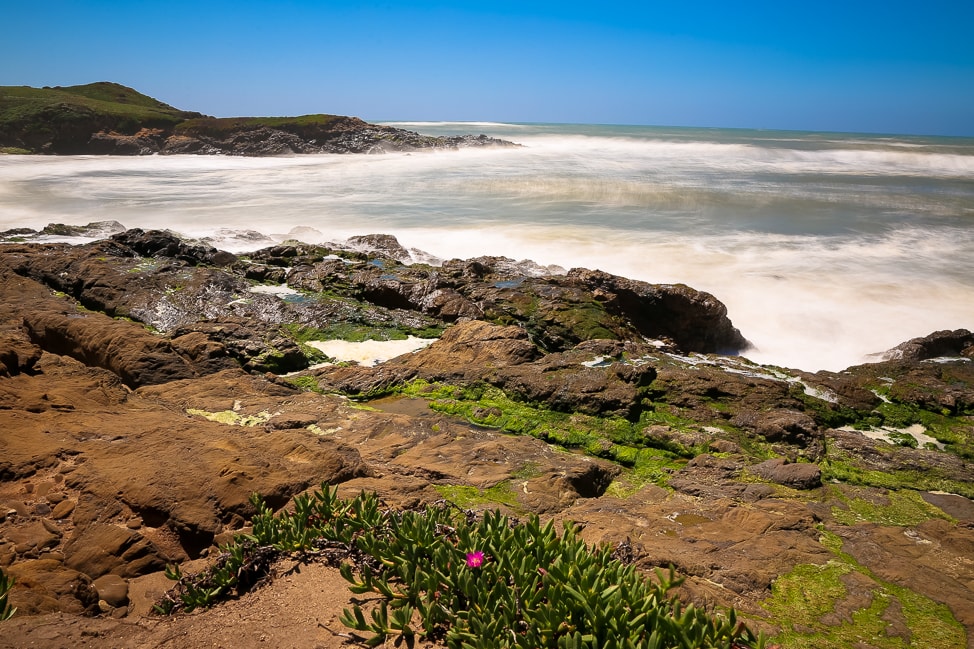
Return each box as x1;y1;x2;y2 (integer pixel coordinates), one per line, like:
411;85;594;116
346;234;412;262
750;458;822;489
92;574;128;608
752;410;822;448
6;521;61;555
921;492;974;522
38;221;126;239
826;428;974;484
63;524;165;579
566;268;750;354
4;232;974;645
22;309;200;388
0;333;42;377
4;559;98;615
315;322;657;418
50;500;75;519
110;229;237;267
881;328;974;361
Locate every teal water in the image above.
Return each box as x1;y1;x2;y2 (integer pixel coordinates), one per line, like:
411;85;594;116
1;123;972;371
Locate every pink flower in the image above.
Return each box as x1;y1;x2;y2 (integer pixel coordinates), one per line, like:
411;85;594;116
465;551;485;568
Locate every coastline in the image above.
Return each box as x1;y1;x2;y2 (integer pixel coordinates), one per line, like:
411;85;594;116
0;229;972;648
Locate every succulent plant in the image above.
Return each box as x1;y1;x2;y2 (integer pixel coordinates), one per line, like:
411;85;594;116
0;568;15;621
156;484;764;648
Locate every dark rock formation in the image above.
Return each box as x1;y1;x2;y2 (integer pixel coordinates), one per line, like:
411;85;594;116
882;328;974;361
566;268;750;354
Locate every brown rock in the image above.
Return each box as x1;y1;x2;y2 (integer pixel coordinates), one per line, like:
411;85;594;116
4;559;97;615
63;524;164;579
92;574;128;608
0;332;42;377
22;309;200;388
882;328;974;361
50;500;75;520
750;458;822;490
6;521;61;555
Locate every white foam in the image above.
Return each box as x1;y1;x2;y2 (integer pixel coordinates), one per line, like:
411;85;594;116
840;424;944;450
306;336;436;367
2;124;971;374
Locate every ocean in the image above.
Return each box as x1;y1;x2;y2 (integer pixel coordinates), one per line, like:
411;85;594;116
1;123;972;372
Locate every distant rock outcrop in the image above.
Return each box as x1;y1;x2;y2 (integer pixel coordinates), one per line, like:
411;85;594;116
0;82;517;155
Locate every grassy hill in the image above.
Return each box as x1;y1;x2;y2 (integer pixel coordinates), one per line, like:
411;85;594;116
0;82;509;155
0;81;203;153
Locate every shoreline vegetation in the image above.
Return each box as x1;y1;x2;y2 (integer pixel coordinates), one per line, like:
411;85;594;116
0;82;517;156
0;225;972;647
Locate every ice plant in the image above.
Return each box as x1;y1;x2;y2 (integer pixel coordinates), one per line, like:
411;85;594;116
156;484;765;647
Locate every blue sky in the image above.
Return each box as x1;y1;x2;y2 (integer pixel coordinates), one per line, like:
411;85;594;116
2;1;972;135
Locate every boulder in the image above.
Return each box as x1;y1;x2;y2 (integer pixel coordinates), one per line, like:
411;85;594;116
92;574;129;608
882;328;974;361
110;228;237;267
566;268;750;354
750;458;822;490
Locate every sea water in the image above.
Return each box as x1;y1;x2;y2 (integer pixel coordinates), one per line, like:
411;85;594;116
1;123;972;372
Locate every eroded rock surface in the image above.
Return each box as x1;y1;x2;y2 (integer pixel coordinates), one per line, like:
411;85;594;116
1;230;973;647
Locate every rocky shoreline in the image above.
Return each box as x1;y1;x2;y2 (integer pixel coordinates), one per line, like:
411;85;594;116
1;226;973;648
0;82;517;156
82;118;516;156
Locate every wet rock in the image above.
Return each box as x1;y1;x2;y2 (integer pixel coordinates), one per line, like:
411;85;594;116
111;229;237;267
347;234;412;262
39;221;126;239
881;328;974;361
566;268;750;354
826;428;974;484
315;321;657;418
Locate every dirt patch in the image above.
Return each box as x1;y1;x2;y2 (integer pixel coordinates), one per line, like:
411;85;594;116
0;559;445;649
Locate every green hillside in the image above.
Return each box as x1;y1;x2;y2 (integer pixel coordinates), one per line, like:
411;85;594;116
0;81;202;152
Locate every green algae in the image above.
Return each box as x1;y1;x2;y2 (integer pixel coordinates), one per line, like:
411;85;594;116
821;449;974;500
828;486;954;527
433;481;522;512
285;374;322;392
759;531;965;649
604;448;685;497
186;408;273;427
396;379;692;468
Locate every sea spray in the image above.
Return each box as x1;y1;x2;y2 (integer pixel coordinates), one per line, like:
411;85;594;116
1;123;972;371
